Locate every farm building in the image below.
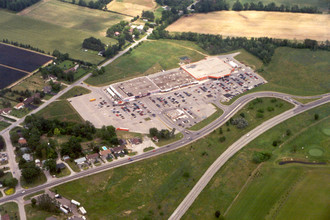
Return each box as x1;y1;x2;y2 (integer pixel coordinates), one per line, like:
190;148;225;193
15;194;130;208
181;57;234;80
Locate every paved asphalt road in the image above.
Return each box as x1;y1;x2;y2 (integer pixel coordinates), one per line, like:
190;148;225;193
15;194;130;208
168;95;330;220
0;92;328;205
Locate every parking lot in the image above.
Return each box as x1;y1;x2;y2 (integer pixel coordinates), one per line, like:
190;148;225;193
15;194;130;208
69;54;266;133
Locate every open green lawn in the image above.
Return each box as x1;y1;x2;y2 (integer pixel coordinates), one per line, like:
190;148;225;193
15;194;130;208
36;100;84;123
52;98;292;219
235;49;263;70
275;168;330;220
85;40;206;86
259;47;330;96
227;0;329;11
22;0;128;38
293;97;321;104
59;86;91;100
23;190;45;201
184;103;330;219
189;104;223;131
0;121;11;131
0;202;19;219
0;10;110;63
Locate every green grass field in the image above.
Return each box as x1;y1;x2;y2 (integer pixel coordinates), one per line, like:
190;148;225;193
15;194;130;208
59;86;91;100
183;103;330;219
21;172;47;189
52;98;292;219
235;49;263;70
227;0;329;10
0;10;110;63
0;121;11;131
22;0;128;38
25;203;64;220
85;40;206;86
36;100;84;123
259;47;330;96
0;202;19;219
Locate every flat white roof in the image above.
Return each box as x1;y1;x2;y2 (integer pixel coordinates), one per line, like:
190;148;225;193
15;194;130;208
181;57;233;80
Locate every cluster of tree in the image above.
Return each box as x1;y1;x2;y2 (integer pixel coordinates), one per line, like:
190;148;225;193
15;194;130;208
149;31;330;63
19;159;42;183
149;127;176;140
252;151;271;163
35;194;60;213
0;89;44;104
156;0;192;11
232;0;320;14
82;37;105;52
0;0;40;12
60;136;83;159
66;0;111;10
141;10;155;21
1;39;46;54
230;117;249;129
131;15;139;22
0;136;5;150
52;50;93;66
40;65;75;83
92;67;105;77
0;170;18;188
96;125;119;145
49;80;61;92
106;21;129;37
193;0;229;13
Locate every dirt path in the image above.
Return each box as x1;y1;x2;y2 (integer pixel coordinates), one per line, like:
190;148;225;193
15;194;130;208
224;162;264;216
18;0;52;16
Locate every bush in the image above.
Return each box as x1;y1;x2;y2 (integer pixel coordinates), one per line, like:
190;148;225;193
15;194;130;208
267;106;274;112
219;136;226;142
183;172;190;178
256;112;264;118
231;117;249;129
215;210;221;218
314;113;319;120
272;140;278;146
252;151;271;163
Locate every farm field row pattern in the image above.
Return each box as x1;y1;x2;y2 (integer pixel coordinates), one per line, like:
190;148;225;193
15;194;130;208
0;2;123;64
184;103;330;220
167;11;329;41
48;98;293;220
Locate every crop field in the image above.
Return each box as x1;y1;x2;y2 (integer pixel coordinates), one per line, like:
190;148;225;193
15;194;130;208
22;0;129;37
167;11;329;41
52;98;292;219
0;10;110;63
85;40;206;86
108;0;156;16
0;43;53;89
0;43;53;72
36;100;84;123
0;66;27;89
184;103;330;219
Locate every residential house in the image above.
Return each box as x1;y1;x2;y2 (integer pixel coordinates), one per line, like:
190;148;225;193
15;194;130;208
114;31;120;36
14;103;24;110
130;137;142;145
64;64;79;74
86;153;99;163
43;85;52;94
22;153;33;162
56;163;66;170
0;108;12;115
62;155;70;161
74;157;86;165
23;97;34;105
20;147;29;154
152;136;159;143
99;149;112;160
119;139;127;146
18;137;27;146
111;146;126;157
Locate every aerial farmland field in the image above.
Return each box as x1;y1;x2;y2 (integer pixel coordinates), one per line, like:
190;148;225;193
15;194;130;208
0;43;53;89
167;11;329;41
107;0;157;16
20;0;129;37
0;43;53;72
0;10;108;63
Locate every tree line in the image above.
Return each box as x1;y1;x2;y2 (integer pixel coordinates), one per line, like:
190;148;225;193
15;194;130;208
0;0;40;12
82;37;105;52
2;39;47;54
59;0;111;10
149;31;330;64
232;0;320;14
